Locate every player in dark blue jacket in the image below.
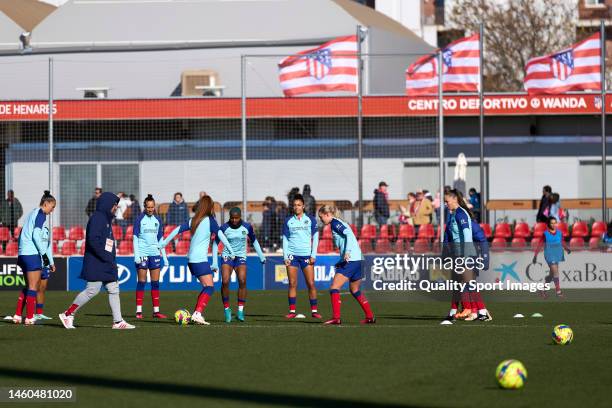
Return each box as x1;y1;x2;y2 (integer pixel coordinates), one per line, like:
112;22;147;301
133;194;168;319
59;192;135;330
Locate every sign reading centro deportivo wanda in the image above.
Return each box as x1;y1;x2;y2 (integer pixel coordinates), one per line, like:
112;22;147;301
0;94;610;121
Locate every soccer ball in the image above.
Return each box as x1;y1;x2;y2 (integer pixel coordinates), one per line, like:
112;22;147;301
174;309;191;325
552;324;573;345
495;359;527;389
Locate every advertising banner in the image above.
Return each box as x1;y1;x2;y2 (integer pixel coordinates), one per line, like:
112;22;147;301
0;257;67;291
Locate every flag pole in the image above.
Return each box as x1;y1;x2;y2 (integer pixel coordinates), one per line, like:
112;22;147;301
241;55;248;222
438;51;445;244
601;20;608;223
478;23;486;225
357;25;364;228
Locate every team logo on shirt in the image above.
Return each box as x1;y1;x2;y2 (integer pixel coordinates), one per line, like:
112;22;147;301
242;230;247;236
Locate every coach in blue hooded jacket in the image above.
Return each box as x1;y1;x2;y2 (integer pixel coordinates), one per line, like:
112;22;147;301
59;192;135;329
81;192;120;282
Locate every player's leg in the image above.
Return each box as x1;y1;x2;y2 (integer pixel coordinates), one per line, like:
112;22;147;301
235;264;247;322
456;269;475;319
221;263;233;323
149;267;166;318
135;268;147;319
323;272;349;325
22;270;42;325
106;281;134;329
549;263;562;296
302;263;320;318
59;281;103;329
286;265;298;318
191;267;214;325
350;279;375;324
35;277;50;320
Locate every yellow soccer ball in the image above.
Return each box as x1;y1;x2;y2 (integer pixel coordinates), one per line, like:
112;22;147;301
496;359;527;389
552;324;573;345
174;309;191;326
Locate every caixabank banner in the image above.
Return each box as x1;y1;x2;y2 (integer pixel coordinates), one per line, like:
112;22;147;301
0;257;67;291
67;256;265;291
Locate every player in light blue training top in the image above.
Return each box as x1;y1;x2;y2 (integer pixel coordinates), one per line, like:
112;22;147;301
217;207;266;323
160;195;235;325
133;194;168;320
13;191;56;325
318;205;375;325
282;194;320;319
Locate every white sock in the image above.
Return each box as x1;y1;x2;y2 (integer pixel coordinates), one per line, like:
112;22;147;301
478;309;487;315
238;305;244;312
136;305;142;313
153;306;159;313
449;309;457;316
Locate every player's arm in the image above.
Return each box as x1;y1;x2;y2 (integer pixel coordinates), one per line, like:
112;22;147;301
210;217;235;258
310;215;319;261
331;219;350;261
532;235;545;263
211;239;219;271
561;236;571;254
133;216;142;263
247;224;266;263
282;218;290;264
160;221;189;248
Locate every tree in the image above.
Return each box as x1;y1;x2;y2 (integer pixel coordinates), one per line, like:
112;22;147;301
448;0;578;92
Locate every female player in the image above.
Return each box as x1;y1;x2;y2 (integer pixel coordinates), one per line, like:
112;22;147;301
217;207;266;323
59;192;134;329
443;189;491;322
12;191;56;325
33;269;52;321
318;205;375;325
533;216;570;298
133;194;168;319
282;194;320;319
160;195;236;325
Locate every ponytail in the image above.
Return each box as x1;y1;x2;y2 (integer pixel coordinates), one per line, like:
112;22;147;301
144;194;155;206
318;204;342;221
39;190;56;206
446;189;474;219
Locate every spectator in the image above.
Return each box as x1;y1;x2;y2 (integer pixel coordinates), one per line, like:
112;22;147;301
127;194;140;223
468;188;481;223
115;192;132;234
423;189;434;224
399;192;416;225
287;187;300;216
547;192;562;221
433;192;442;224
0;190;23;237
413;190;433;231
261;196;278;251
167;192;189;226
191;191;208;214
536;185;552;222
86;187;102;217
373;181;390;226
302;184;317;216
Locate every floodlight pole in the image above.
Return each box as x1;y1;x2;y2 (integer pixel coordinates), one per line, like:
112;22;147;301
241;55;248;221
48;57;54;229
438;51;445;244
479;23;486;224
600;20;608;223
357;25;364;228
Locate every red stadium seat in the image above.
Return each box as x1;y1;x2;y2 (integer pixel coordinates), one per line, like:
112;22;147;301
0;245;4;255
479;223;492;239
557;222;569;238
69;226;85;241
417;224;434;240
530;237;543;250
511;237;527;249
374;238;392;254
396;239;411;253
163;241;174;255
571;221;589;238
569;237;585;251
588;237;601;250
358;239;374;254
590;221;607;238
79;243;85;255
181;230;192;241
117;240;132;255
61;240;77;256
322;225;332;240
174;241;189;255
398;224;415;240
413;238;430;254
13;227;21;240
317;239;333;254
532;222;547;238
53;241;58;254
379;224;395;240
112;225;123;241
5;241;18;256
513;223;530;239
0;227;10;242
124;225;134;241
163;225;176;238
493;223;511;240
350;224;358;237
52;226;66;241
360;224;376;240
491;237;507;251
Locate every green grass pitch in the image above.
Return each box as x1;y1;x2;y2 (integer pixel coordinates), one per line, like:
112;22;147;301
0;290;610;408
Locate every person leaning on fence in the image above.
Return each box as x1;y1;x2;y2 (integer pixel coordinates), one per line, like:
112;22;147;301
167;192;189;226
59;192;135;330
399;192;416;225
302;184;317;216
373;181;390;226
261;196;278;252
0;189;23;238
86;187;102;218
536;185;552;223
413;190;433;232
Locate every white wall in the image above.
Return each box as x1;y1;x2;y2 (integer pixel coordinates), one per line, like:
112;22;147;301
376;0;438;46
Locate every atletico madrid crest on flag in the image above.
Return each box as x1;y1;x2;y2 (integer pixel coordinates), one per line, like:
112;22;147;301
307;49;332;80
550;50;574;81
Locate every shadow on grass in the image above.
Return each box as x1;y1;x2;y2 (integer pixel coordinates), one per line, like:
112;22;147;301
377;314;442;321
0;366;428;408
